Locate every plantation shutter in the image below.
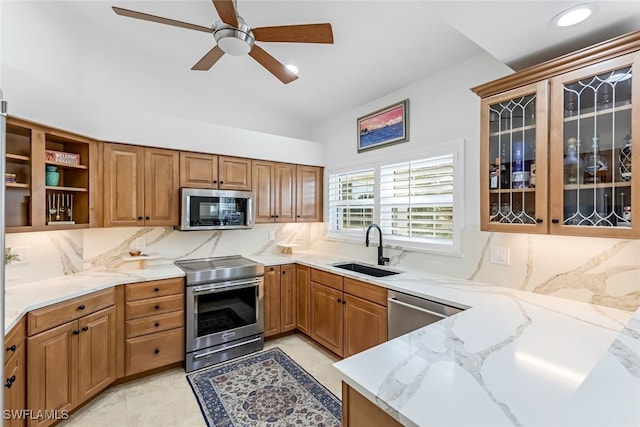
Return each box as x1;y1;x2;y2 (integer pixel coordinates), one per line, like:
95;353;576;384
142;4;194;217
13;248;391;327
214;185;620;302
380;155;454;241
328;169;375;232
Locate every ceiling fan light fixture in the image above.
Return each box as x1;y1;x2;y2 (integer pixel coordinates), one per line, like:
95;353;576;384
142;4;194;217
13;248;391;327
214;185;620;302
551;4;595;28
214;18;255;56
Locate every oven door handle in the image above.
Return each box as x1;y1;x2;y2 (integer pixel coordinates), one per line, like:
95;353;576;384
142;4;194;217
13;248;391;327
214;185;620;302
192;278;262;295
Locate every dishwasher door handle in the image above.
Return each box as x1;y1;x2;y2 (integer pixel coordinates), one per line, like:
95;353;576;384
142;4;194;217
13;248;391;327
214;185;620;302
388;297;448;320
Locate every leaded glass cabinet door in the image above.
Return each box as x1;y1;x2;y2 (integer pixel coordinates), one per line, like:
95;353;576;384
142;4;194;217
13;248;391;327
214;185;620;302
549;53;640;238
480;81;548;233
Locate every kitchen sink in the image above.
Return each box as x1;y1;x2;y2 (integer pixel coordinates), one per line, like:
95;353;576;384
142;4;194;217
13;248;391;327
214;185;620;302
332;262;401;277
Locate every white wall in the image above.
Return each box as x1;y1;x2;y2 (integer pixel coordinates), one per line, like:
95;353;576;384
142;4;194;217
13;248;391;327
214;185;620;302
1;1;325;165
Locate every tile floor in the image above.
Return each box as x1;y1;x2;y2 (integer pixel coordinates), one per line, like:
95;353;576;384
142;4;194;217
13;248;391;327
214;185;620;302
61;334;342;427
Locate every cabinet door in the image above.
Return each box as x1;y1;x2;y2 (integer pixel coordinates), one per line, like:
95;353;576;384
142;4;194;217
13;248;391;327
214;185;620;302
480;81;549;233
4;347;26;427
296;265;311;335
27;321;78;426
103;144;145;227
310;282;343;356
343;294;387;358
252;160;275;223
77;306;116;403
218;156;251;190
180;152;218;188
296;165;322;222
276;163;296;223
549;53;640;238
280;264;297;332
144;148;179;226
263;266;281;337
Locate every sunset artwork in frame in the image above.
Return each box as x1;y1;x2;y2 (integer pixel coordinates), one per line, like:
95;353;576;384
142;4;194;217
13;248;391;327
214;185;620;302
357;99;409;152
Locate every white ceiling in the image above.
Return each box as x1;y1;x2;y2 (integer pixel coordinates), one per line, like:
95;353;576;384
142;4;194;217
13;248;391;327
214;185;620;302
4;1;640;139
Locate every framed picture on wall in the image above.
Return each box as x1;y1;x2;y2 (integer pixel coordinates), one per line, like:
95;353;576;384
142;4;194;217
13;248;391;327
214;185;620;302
357;99;409;152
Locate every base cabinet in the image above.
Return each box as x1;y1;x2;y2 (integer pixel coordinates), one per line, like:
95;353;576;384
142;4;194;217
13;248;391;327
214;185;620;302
4;318;26;427
343;294;387;358
27;306;116;427
342;383;402;427
295;265;311;335
264;264;297;337
310;282;343;356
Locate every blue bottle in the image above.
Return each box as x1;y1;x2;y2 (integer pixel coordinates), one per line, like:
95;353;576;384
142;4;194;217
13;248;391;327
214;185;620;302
512;144;530;188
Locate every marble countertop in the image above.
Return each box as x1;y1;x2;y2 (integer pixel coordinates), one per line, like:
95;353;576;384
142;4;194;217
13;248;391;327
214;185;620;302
4;252;639;426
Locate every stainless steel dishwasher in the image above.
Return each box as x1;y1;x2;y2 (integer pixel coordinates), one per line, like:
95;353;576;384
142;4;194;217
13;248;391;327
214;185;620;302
388;290;466;339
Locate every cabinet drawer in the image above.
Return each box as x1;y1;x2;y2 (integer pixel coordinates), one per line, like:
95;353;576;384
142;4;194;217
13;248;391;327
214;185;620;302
344;277;387;307
4;317;25;365
125;328;184;376
310;268;343;291
126;311;184;338
125;278;184;301
125;294;184;320
28;288;115;336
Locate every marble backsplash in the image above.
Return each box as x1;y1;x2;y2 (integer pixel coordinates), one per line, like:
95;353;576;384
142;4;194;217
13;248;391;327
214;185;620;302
5;224;639;312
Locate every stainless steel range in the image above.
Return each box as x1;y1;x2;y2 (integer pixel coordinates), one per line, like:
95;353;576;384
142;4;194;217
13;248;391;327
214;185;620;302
175;255;264;372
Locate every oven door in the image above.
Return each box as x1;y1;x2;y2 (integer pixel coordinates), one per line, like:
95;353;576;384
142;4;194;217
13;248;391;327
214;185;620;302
186;277;263;352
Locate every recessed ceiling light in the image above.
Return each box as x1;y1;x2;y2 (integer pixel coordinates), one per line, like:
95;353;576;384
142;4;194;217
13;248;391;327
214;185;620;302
285;64;299;75
551;4;595;28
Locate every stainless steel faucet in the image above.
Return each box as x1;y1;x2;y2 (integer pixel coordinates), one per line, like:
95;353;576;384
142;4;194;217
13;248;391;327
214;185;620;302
365;224;389;266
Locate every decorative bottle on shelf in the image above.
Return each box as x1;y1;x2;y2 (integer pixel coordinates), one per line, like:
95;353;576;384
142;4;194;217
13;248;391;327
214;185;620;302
563;137;581;185
500;145;510;188
512;143;529;188
619;134;632;182
45;165;59;186
583;137;609;184
490;157;500;189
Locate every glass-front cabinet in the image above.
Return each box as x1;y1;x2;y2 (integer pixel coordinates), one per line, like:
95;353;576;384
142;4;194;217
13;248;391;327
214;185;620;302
477;31;640;239
480;81;548;233
549;53;639;238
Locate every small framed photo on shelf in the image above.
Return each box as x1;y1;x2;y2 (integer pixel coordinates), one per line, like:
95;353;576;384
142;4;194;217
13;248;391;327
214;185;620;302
357;99;409;153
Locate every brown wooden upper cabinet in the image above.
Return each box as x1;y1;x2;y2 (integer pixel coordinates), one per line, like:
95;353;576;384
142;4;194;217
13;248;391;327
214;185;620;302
296;165;323;222
252;160;296;223
473;30;640;239
180;152;251;191
103;144;179;227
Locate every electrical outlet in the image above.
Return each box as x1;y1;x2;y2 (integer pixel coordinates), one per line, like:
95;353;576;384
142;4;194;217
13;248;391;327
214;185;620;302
490;246;510;266
10;246;29;265
134;238;146;250
269;231;277;241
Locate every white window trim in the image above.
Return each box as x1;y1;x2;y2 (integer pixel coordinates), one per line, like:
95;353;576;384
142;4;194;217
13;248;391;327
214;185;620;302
324;139;465;257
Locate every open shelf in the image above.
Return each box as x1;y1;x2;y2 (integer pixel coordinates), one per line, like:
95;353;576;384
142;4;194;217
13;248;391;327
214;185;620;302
45;185;88;192
45;161;88;170
6;153;30;162
563;103;632;123
563;182;632;191
489;188;536;194
5;182;30;189
489;124;537;137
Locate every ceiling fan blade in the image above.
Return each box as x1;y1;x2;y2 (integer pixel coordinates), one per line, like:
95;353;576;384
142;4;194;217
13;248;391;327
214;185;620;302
253;23;334;44
248;45;298;84
112;6;212;33
212;0;238;28
191;46;225;71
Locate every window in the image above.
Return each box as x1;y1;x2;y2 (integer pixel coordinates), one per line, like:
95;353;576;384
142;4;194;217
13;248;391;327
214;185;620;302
328;169;375;232
327;143;462;254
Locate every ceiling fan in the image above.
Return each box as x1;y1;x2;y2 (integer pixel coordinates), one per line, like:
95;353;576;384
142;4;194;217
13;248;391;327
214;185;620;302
112;0;334;84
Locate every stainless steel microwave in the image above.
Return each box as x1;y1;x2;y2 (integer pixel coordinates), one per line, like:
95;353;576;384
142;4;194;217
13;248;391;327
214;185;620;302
177;188;255;231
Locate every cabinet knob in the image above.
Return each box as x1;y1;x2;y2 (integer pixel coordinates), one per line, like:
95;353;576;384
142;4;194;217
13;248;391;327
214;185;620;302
82;326;89;332
154;348;160;354
342;300;346;305
536;218;543;224
336;298;341;303
275;215;279;218
552;218;560;224
297;215;301;218
6;345;16;353
154;304;160;310
154;287;160;292
137;216;143;220
145;216;150;220
213;180;217;184
154;322;160;327
78;305;86;310
73;330;80;335
270;267;274;271
282;270;286;275
219;181;224;184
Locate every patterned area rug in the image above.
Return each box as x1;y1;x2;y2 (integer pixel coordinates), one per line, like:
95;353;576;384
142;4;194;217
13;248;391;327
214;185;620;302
186;347;341;427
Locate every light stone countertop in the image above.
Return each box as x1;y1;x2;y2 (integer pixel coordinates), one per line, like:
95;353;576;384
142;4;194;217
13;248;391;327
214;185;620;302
4;252;639;426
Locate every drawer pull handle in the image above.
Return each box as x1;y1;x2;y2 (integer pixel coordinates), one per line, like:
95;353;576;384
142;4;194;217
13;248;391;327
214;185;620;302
336;298;341;303
154;287;160;292
82;326;89;332
155;304;160;310
154;322;160;327
73;330;80;335
137;216;143;220
78;305;86;310
6;345;16;352
282;270;286;275
154;348;160;354
4;375;16;388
